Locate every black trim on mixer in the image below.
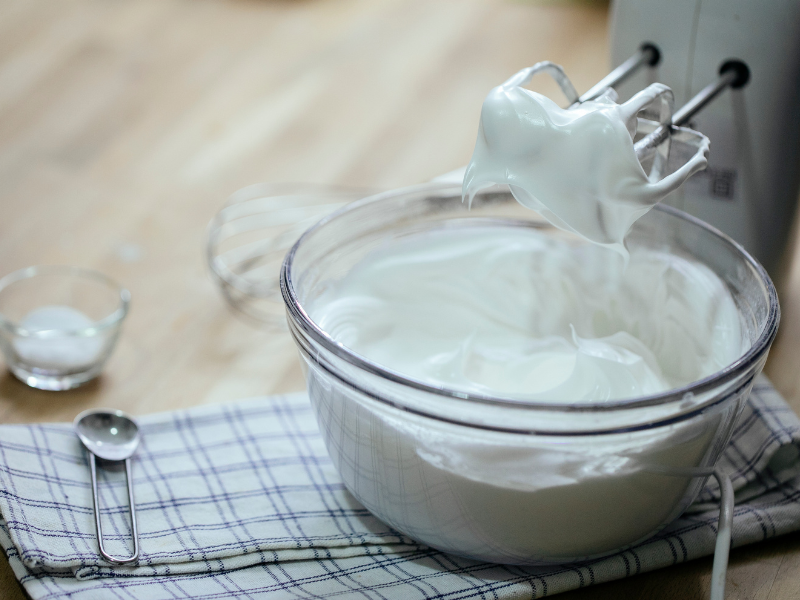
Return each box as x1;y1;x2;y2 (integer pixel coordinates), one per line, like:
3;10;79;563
720;60;750;89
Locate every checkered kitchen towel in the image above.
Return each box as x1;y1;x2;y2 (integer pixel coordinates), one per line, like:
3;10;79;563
2;376;800;600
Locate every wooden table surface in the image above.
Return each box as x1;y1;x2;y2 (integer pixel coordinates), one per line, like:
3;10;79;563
2;0;800;598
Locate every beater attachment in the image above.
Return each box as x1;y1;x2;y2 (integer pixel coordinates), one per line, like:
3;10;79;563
516;46;749;184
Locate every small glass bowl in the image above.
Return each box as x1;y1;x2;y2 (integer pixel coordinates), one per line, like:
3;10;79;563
0;266;130;391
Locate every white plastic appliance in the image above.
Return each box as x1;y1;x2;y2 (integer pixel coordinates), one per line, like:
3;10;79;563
610;0;800;274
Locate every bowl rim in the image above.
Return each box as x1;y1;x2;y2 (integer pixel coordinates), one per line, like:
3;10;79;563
280;182;780;413
0;265;130;338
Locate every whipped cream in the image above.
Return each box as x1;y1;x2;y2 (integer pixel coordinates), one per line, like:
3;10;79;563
306;222;747;562
302;70;747;564
463;74;709;255
310;226;744;401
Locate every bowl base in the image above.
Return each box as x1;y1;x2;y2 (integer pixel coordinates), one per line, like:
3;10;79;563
9;364;102;391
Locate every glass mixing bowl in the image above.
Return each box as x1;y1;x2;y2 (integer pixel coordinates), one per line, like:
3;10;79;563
280;183;779;565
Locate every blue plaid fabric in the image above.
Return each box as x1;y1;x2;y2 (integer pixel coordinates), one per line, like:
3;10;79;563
1;376;799;599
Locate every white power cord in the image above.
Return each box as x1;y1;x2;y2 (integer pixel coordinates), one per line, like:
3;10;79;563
710;469;734;600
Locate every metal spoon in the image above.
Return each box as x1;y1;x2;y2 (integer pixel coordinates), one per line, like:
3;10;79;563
74;409;140;564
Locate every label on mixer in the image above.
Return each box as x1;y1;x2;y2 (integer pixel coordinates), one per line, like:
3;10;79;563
694;167;738;200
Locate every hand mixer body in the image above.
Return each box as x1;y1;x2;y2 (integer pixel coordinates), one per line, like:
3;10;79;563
610;0;800;274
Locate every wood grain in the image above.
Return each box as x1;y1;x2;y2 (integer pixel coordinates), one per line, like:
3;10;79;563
0;1;798;598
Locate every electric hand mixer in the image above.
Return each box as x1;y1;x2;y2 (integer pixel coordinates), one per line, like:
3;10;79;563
465;0;800;276
611;0;800;275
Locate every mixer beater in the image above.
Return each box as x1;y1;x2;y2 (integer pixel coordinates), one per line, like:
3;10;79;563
513;44;749;188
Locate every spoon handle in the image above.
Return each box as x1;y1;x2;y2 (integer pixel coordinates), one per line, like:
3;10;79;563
88;453;140;564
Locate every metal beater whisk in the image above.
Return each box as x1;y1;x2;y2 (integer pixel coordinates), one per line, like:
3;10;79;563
512;44;749;177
